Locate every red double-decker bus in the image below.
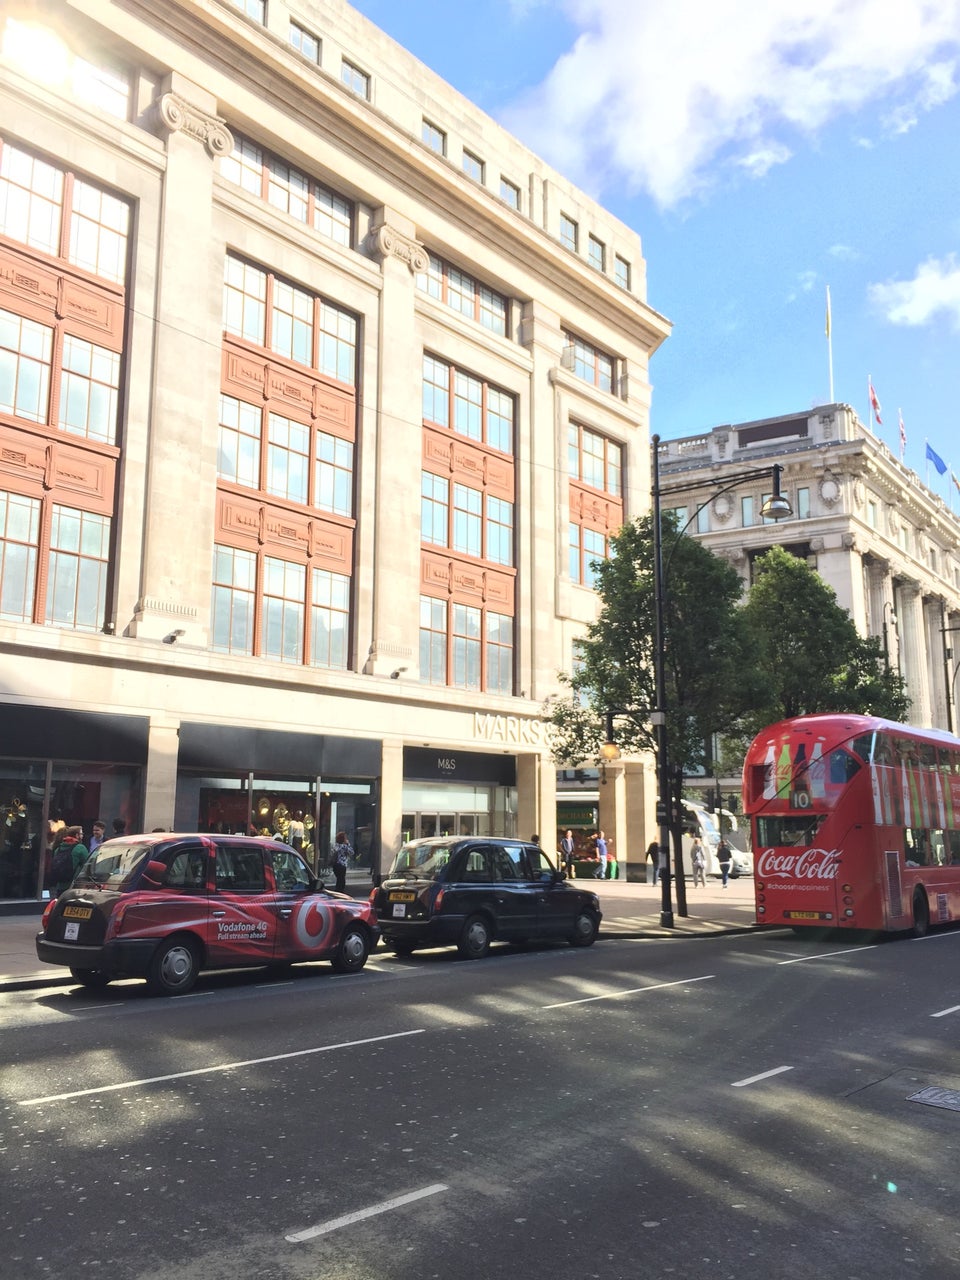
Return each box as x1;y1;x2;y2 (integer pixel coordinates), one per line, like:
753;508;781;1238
743;713;960;935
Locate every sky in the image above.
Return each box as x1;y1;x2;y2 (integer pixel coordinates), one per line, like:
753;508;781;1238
350;0;960;498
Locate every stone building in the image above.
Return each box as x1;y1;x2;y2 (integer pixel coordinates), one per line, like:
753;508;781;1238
0;0;669;901
658;404;960;783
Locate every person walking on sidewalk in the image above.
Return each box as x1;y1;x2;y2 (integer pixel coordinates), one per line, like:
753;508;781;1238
332;830;353;894
717;838;733;888
559;830;576;878
691;837;706;887
593;830;608;879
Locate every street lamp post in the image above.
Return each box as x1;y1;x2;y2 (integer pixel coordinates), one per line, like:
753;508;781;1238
649;434;792;927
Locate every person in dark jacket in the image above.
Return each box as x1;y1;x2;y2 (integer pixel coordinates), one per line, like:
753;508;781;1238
52;826;89;896
332;831;353;893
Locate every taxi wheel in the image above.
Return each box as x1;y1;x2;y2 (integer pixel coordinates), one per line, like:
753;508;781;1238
331;925;369;974
147;937;200;996
70;967;112;990
569;910;600;947
457;915;491;960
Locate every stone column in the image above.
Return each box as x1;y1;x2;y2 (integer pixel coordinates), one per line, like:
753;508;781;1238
925;598;949;731
598;762;627;880
377;737;405;881
516;752;556;849
129;75;232;641
899;582;930;725
623;758;656;881
143;715;181;831
360;212;427;677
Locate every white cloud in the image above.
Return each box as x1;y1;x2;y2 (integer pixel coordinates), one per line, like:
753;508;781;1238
869;255;960;328
500;0;960;206
829;243;859;260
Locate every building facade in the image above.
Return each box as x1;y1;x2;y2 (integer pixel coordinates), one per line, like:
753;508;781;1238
658;404;960;804
0;0;668;901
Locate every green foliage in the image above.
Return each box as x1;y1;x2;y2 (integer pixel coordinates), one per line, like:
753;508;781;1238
737;545;909;729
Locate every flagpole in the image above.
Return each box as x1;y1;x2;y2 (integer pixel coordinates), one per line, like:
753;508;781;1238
825;286;834;401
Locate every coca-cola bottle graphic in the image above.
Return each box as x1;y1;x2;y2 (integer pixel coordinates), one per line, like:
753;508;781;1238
809;739;826;799
792;743;810;807
762;741;776;799
776;741;792;799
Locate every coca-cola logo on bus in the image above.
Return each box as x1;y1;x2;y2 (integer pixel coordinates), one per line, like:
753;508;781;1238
756;848;842;880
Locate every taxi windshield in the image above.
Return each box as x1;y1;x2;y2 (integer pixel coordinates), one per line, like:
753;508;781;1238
389;842;453;880
74;841;154;889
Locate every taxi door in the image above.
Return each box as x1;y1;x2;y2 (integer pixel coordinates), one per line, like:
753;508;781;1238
267;845;342;962
206;842;278;965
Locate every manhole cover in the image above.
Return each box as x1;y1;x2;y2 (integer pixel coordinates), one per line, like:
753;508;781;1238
908;1087;960;1112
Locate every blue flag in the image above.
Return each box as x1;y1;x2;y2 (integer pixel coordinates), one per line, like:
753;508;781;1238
926;442;947;475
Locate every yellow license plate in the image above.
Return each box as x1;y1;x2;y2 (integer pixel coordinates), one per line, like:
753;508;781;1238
62;905;93;920
788;911;820;920
389;892;416;902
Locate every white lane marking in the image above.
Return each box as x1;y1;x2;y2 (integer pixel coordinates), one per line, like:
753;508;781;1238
542;974;714;1009
732;1065;794;1088
931;1005;960;1018
19;1029;424;1106
777;945;878;965
286;1183;448;1243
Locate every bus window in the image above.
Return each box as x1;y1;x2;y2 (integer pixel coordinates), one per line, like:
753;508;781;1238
931;830;946;866
829;749;861;784
850;733;873;763
948;831;960;865
756;814;827;847
905;828;930;866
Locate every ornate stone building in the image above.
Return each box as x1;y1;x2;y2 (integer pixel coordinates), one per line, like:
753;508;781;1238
658;403;960;739
0;0;668;900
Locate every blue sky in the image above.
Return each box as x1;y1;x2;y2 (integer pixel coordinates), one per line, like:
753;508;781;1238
351;0;960;497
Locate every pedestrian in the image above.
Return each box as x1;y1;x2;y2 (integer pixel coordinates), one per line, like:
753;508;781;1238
559;829;576;878
332;829;353;893
288;810;305;851
593;830;608;879
112;817;127;838
530;833;540;846
645;840;659;885
691;836;706;887
50;825;89;896
717;838;733;888
88;820;106;854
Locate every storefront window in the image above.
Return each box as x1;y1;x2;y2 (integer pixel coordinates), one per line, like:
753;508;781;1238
0;762;46;899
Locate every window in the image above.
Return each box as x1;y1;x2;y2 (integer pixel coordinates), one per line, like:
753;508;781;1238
614;255;631;290
3;22;130;120
419;596;447;684
415;253;508;336
568;424;622;496
696;503;710;534
421;472;448;546
422;355;514;453
341;59;370;99
741;495;754;527
223;255;357;387
58;336;120;444
262;556;305;663
220;135;352;247
563;332;614;393
560;213;578;252
0;309;52;423
310;568;349;668
486;612;513;693
45;506;110;631
588;234;605;271
419;598;513;691
0;490;39;622
500;177;520;209
266;413;310;505
229;0;266;23
452;603;481;689
289;21;320;63
422;120;446;155
218;395;261;488
453;484;482;557
315;432;353;517
462;150;484;183
69;180;129;284
796;486;810;519
486;496;514;566
211;545;256;655
569;525;606;587
867;499;878;529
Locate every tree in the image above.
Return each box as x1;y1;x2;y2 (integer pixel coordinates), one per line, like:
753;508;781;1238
737;545;909;730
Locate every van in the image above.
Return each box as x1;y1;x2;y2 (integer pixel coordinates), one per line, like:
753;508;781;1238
679;801;752;879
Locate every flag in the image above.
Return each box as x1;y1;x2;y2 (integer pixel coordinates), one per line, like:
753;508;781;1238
898;409;906;455
825;285;832;339
868;377;882;426
925;441;947;475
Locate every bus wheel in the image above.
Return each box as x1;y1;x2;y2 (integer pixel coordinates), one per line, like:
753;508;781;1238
912;891;930;938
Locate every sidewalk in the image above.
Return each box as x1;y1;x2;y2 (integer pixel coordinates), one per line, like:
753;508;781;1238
0;877;760;992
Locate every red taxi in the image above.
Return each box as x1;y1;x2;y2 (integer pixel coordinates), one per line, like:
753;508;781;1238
36;833;379;994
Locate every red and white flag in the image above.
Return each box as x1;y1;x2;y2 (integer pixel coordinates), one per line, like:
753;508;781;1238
868;377;882;426
898;409;906;457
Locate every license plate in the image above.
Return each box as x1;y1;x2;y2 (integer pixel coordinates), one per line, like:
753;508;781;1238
389;892;415;902
62;905;93;920
391;904;407;918
788;911;821;920
64;922;80;941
